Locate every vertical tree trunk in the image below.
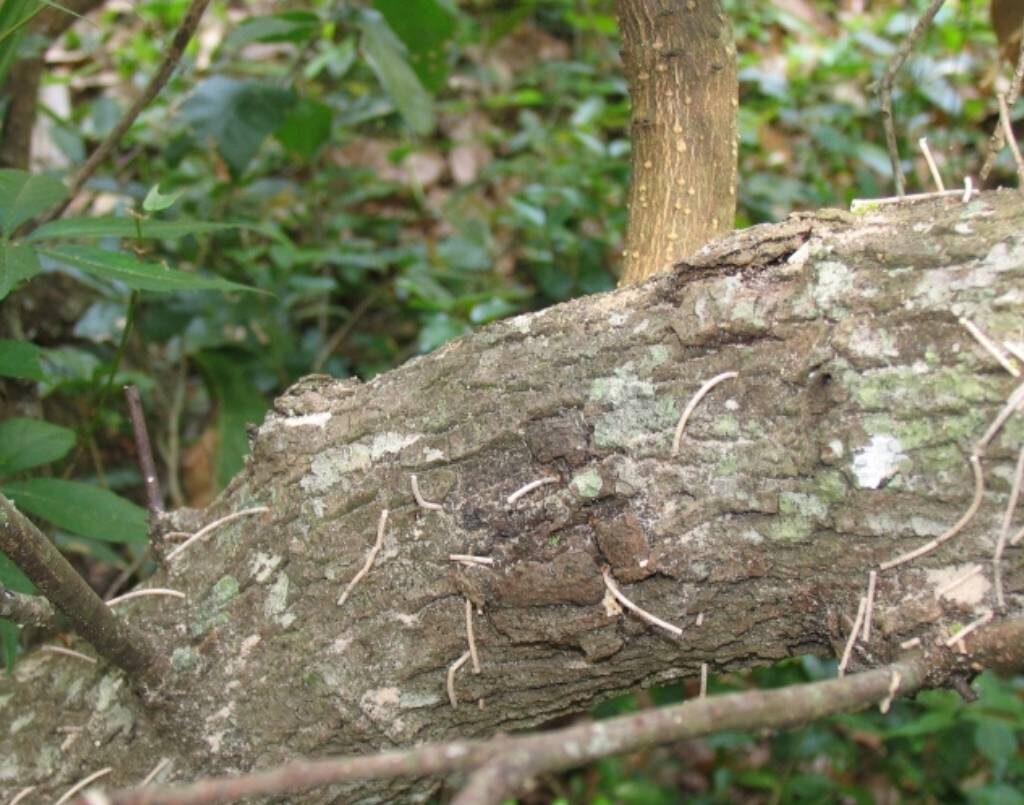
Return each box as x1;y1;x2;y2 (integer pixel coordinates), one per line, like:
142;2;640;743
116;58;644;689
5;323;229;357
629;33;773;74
615;0;737;285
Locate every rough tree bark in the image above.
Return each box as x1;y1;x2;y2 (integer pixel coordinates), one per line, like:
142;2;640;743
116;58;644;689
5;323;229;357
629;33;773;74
1;192;1023;802
615;0;737;285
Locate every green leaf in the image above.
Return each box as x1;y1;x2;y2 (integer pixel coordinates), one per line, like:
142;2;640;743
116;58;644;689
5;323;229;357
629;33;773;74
275;98;333;159
1;478;147;543
37;245;257;293
193;351;268;489
0;339;44;381
359;10;435;136
0;242;42;299
181;77;296;175
974;720;1018;767
0;619;19;673
224;11;319;49
142;184;183;213
0;418;75;474
28;215;245;242
0;169;67;236
372;0;455;92
0;550;34;594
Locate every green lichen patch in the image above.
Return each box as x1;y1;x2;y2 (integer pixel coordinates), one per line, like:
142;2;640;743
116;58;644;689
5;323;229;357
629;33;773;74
171;646;201;672
779;492;828;521
570;469;603;498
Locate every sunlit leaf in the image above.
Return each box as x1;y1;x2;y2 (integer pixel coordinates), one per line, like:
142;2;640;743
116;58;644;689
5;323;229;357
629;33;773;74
359;10;435;135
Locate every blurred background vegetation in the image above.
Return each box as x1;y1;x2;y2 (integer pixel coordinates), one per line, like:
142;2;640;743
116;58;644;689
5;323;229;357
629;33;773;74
0;0;1022;801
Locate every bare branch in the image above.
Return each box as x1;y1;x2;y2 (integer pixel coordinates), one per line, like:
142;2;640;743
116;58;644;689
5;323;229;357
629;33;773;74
125;385;164;518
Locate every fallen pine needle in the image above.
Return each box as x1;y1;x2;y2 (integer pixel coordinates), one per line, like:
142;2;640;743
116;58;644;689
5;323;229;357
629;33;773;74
447;650;471;708
42;645;96;664
106;588;185;608
506;476;559;506
337;509;389;607
946;609;994;649
879;669;902;714
55;767;112;805
671;372;738;456
166;506;269;562
602;567;683;637
465;598;481;674
838;596;867;677
411;474;443;511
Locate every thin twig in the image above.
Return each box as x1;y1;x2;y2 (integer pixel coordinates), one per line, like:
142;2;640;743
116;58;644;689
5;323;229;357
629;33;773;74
90;618;1024;805
38;0;214;224
140;758;171;787
993;446;1024;609
880;454;984;571
900;636;922;650
411;475;443;511
337;509;388;607
465;598;480;674
1005;341;1024;364
961;176;974;203
8;786;35;805
945;609;994;648
879;670;902;714
124;385;163;517
506;477;559;507
935;564;983;599
42;645;97;664
449;554;494;566
874;0;946;195
862;570;877;642
699;663;708;697
975;380;1024;454
55;767;113;805
671;371;738;456
447;650;471;708
0;493;161;679
959;318;1021;377
918;137;945;191
0;586;56;629
997;92;1024;187
838;596;867;678
850;186;979;212
981;31;1024;181
106;588;186;608
601;567;683;637
165;507;269;562
1011;523;1024;546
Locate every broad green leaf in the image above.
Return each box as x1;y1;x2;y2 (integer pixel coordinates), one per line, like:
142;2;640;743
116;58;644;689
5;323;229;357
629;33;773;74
373;0;455;92
0;0;40;87
0;169;67;235
0;339;44;381
359;10;435;136
0;550;34;594
275;98;333;159
193;351;268;489
142;184;183;213
0;418;75;474
974;720;1018;767
28;215;245;242
0;241;42;299
37;245;256;293
181;77;296;175
0;619;18;673
224;11;319;49
2;478;147;543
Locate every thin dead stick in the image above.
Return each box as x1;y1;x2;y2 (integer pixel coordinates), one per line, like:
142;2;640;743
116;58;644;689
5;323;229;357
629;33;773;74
410;474;443;511
981;30;1024;181
0;493;162;679
91;618;1024;805
880;454;984;571
125;385;163;517
671;371;738;456
918;137;945;191
975;380;1024;454
993;445;1024;609
959;318;1021;378
42;645;97;664
337;509;388;607
166;507;269;562
506;477;559;506
961;176;974;203
862;570;877;642
699;663;708;697
449;554;494;566
601;567;683;637
838;596;867;677
465;598;480;674
1005;341;1024;364
874;0;946;195
8;786;35;805
0;586;56;629
850;186;979;211
997;91;1024;186
38;0;214;224
139;758;171;788
879;670;902;714
106;588;186;608
900;636;922;650
55;767;113;805
447;650;471;708
1011;523;1024;546
935;564;983;599
945;609;994;648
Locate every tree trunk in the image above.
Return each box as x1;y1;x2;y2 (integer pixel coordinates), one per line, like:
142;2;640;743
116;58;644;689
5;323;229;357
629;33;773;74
615;0;737;285
2;193;1023;802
